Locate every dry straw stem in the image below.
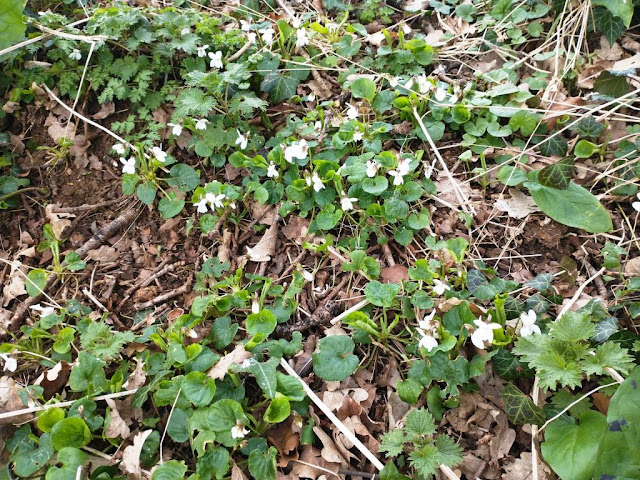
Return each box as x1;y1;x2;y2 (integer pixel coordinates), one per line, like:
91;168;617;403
0;18;92;57
0;389;138;421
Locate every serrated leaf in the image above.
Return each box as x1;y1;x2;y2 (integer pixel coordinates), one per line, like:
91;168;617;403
503;384;545;425
434;435;463;467
173;89;216;118
582;342;635;376
379;429;406;457
364;281;401;307
538;158;574;189
405;408;436;436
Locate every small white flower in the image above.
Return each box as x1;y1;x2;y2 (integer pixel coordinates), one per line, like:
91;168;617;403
120;157;136;175
415;74;431;95
401;22;412;35
197;45;209;57
168;122;183;136
295;28;310;48
416;311;438;352
284;139;309;163
0;354;17;373
112;143;126;155
418;310;437;332
235;130;249;150
327;22;339;33
195;118;210;130
311;172;324;192
301;269;314;282
346;103;359;120
291;16;302;29
231;422;249;439
519;309;541;337
206;192;226;209
434;87;447;102
266;162;279;178
180;27;191;36
470;318;501;350
208;50;223;69
251;299;260;314
353;128;363;142
397;158;412;176
366;31;386;46
240;19;251;32
418;334;439;352
259;26;275;45
366;160;379;178
308;92;316;102
69;49;82;61
30;304;56;317
433;279;450;296
434;64;446;75
246;32;257;44
388;170;404;186
194;196;209;213
341;196;358;211
388;76;399;88
632;193;640;212
151;146;167;163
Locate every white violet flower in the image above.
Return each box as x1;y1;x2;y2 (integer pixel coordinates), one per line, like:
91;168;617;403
353;128;363;142
194;196;209;214
0;353;17;373
470;318;501;350
346;103;359;120
311;172;325;192
69;49;82;61
397;158;412;176
151;146;167;163
291;16;302;28
168;122;183;136
401;22;412;35
284;139;309;163
415;74;431;95
236;130;249;150
240;19;251;31
259;26;275;45
231;421;249;439
341;196;358;211
246;32;257;44
120;157;136;175
295;28;310;48
433;279;450;296
416;311;438;352
388;169;404;186
266;162;279;178
208;50;223;69
519;309;541;337
197;45;209;57
301;269;314;282
112;143;126;155
434;87;447;102
366;160;379;178
195;118;210;131
30;304;56;317
632;192;640;212
207;192;226;209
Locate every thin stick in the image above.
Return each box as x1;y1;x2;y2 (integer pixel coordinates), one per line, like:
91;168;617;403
330;299;369;325
279;358;385;470
82;288;108;312
159;387;181;465
0;18;91;57
133;278;192;311
0;389;138;421
556;267;605;318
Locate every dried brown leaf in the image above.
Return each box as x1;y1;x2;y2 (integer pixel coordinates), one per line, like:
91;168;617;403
208;345;251;380
121;429;153;478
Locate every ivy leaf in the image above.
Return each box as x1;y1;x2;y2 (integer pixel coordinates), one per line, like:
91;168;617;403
526;180;612;233
525;273;554;292
312;335;359;381
575;116;605;139
541;411;607;480
492;349;531;381
502;384;545;425
151;460;188;480
593;316;619;343
592;0;633;27
537;134;568;157
594;71;630;98
593;6;626;46
0;0;26;51
538;158;574;189
260;72;299;103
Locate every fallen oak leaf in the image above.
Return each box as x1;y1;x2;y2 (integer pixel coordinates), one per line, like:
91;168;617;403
246;222;278;262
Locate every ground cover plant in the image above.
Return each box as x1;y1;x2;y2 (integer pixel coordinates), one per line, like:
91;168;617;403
0;0;639;478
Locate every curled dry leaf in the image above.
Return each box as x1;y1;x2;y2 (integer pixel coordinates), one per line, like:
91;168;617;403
45;204;75;239
0;376;34;425
494;189;539;219
105;398;131;439
246;223;278;262
380;265;409;283
208;345;251;380
121;429;153;478
123;358;147;390
623;256;640;276
2;261;27;306
87;245;119;264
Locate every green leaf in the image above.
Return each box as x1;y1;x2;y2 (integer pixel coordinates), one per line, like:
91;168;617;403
379;429;406;457
379;462;411;480
183;371;216;407
397;379;424;405
44;447;87;480
409;444;440;477
315;204;342;230
526;180;612;233
538;158;574;189
362;176;389;194
538;134;568;157
174;89;215;118
260;72;299;103
350;77;376;102
137;182;157;205
12;432;54;477
276;372;306;402
575;116;605;139
206;399;249;447
502;384;545;425
594;71;630;97
246;310;277;337
525;273;554;292
582;341;634;376
196;447;230;480
80;321;135;361
248;447;277;480
451;105;471;124
574;140;599;159
364;281;401;308
593;367;640;479
26;268;47;297
69;351;107;394
592;0;633;27
435;435;463;467
541;411;608;480
37;407;65;433
167;164;200;192
312;335;359;381
405;408;436;436
497;165;528;186
593;6;626;45
264;394;291;423
509;110;541;137
63;252;86;272
50;417;92;451
152;460;188;480
0;0;25;51
158;192;185;219
243;359;278;399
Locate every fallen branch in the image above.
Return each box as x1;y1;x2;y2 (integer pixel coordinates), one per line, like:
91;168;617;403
133;276;193;311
